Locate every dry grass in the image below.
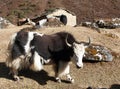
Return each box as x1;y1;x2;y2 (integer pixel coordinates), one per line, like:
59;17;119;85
0;25;120;89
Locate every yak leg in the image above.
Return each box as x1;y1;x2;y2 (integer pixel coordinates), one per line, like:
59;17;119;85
55;61;74;83
9;67;19;81
54;64;61;83
8;56;24;81
66;73;74;83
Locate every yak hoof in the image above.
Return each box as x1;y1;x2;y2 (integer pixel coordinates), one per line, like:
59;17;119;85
68;78;74;83
56;78;61;83
14;75;20;81
70;79;74;83
57;79;61;83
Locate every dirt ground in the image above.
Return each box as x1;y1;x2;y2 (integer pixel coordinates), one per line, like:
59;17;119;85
0;25;120;89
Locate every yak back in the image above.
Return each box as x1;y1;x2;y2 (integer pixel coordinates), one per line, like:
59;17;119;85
30;32;75;61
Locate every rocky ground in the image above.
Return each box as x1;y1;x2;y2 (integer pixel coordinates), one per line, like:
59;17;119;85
0;25;120;89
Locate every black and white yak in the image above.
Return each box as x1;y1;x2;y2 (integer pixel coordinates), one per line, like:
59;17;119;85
6;30;91;83
17;15;68;28
17;15;48;28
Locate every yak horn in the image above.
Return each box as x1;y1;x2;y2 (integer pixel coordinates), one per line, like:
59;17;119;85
65;34;72;47
86;37;91;46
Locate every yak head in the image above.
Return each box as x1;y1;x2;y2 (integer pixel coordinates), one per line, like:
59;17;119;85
66;35;91;68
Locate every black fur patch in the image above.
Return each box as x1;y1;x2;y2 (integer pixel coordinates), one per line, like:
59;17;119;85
30;32;75;63
11;30;28;59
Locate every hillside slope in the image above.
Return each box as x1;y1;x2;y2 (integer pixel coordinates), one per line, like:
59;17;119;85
0;0;120;24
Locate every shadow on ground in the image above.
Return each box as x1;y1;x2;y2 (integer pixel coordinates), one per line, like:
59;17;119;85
1;62;120;88
0;62;55;85
87;84;120;89
0;62;10;79
110;84;120;89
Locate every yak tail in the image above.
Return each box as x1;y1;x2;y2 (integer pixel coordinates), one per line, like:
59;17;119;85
6;33;17;68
